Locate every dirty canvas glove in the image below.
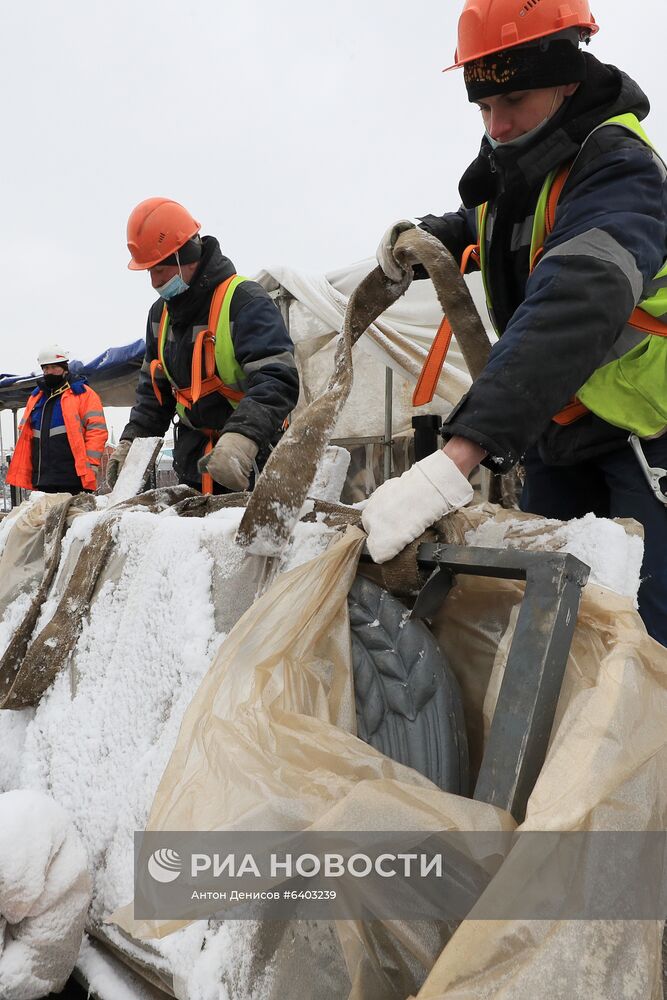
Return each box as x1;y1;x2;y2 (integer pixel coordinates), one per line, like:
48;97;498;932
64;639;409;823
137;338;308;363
376;219;419;282
106;439;131;488
361;450;474;563
198;432;259;491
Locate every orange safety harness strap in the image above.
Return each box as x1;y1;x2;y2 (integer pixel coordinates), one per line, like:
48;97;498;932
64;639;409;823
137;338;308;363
199;429;220;495
149;276;245;408
543;165;667;424
412;252;475;407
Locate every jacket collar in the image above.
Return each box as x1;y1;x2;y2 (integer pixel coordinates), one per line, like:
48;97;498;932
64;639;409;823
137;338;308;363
459;56;651;208
34;376;87;397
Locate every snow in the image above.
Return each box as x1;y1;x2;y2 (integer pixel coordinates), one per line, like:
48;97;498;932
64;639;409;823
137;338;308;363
307;445;351;503
0;592;32;661
278;518;340;573
20;510;229;923
31;509;100;638
466;511;645;601
76;934;162;1000
0;710;32;792
0;499;338;999
0;790;90;998
105;437;163;507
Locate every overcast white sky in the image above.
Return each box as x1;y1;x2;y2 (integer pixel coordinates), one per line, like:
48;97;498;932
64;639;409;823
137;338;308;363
0;0;663;445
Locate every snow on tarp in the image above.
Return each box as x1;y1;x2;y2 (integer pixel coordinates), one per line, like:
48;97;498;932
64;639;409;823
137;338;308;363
0;489;344;998
0;789;91;999
464;508;645;600
106;437;164;506
0;487;665;1000
76;934;164;1000
0;341;146;411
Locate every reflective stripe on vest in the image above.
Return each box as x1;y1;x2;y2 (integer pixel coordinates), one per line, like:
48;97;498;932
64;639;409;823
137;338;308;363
473;113;667;437
154;274;248;420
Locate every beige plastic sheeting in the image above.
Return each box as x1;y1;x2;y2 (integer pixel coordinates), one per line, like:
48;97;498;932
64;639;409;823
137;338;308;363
0;494;71;622
110;525;512;999
111;517;667;1000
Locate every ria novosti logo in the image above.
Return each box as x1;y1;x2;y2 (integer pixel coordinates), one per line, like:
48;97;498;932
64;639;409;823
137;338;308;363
147;848;183;883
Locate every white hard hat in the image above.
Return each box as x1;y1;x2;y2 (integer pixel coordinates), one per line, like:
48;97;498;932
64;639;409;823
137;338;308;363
37;345;70;366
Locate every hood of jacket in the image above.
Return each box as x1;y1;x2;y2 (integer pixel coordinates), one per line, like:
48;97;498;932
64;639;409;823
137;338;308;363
459;55;651;208
162;236;236;327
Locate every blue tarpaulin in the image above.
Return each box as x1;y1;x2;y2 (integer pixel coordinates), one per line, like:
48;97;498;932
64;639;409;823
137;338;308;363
0;340;146;411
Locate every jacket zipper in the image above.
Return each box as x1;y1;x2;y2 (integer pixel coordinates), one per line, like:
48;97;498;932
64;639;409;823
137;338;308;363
37;395;46;486
36;384;68;487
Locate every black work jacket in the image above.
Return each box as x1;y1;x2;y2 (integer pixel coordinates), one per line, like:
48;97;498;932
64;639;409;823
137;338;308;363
122;237;299;484
419;56;667;469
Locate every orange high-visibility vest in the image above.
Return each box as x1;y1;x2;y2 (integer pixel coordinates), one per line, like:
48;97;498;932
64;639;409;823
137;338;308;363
7;384;108;491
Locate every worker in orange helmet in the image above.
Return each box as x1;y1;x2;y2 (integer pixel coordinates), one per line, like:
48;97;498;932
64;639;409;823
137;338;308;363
366;0;667;645
107;199;299;494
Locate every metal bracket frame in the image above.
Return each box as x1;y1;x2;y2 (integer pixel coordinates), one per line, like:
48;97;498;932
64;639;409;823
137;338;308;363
413;543;590;824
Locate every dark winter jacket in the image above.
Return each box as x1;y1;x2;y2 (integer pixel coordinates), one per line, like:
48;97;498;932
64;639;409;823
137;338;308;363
419;55;667;471
121;237;299;485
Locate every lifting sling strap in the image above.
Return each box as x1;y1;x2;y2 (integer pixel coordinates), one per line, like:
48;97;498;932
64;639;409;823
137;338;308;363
412;243;481;407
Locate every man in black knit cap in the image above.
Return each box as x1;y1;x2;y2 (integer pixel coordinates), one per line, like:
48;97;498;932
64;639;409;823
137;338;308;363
365;0;667;646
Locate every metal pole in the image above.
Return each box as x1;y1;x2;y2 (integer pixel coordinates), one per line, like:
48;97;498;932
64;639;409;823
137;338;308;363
0;414;5;512
10;409;19;508
276;286;292;334
383;367;393;481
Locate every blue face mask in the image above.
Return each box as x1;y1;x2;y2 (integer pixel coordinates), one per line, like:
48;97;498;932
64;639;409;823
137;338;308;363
156;273;189;300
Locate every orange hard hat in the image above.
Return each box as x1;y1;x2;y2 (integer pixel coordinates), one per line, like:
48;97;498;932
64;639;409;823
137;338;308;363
126;198;201;271
446;0;598;70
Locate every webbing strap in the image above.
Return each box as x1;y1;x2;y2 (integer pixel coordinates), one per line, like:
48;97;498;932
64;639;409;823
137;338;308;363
627;306;667;338
551;400;589;426
150;358;165;406
412;254;471;407
152;275;246;409
200;430;219;495
191;330;217;404
412;316;454;407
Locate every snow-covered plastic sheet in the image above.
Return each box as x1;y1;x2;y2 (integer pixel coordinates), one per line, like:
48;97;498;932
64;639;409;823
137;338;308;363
0;496;665;999
0;790;91;999
110;509;666;1000
0;495;72;635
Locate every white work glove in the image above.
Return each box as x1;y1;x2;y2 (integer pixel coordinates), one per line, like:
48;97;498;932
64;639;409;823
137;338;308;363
361;450;474;563
106;439;132;488
376;219;419;282
198;432;259;491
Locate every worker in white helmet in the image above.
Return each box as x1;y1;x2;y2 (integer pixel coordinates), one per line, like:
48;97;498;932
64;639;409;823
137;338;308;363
7;346;108;495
